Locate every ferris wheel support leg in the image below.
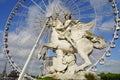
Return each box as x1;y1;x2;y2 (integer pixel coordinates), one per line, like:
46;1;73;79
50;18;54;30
18;19;48;80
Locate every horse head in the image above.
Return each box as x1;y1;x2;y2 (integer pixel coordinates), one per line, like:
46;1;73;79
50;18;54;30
46;18;57;27
46;18;63;30
91;36;106;49
46;16;55;27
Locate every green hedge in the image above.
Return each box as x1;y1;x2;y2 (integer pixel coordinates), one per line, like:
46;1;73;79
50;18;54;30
98;73;120;80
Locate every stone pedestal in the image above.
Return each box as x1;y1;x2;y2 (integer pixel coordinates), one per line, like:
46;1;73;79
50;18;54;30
47;71;100;80
46;49;100;80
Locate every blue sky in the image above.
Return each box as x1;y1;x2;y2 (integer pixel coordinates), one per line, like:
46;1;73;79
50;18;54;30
0;0;18;30
0;0;120;75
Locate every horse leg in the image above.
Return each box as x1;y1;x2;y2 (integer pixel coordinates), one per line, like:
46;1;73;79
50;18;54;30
76;52;91;72
38;43;57;59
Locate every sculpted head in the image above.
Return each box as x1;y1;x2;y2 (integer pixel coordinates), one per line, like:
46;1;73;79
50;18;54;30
46;16;61;27
46;20;56;27
64;12;72;20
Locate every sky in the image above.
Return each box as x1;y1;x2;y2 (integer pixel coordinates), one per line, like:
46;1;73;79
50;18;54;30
0;0;120;76
0;0;18;72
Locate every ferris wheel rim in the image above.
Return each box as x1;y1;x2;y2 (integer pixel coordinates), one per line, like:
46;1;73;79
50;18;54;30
3;0;120;79
3;0;34;79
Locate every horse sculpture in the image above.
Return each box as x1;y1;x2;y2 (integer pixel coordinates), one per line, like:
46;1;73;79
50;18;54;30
38;17;106;72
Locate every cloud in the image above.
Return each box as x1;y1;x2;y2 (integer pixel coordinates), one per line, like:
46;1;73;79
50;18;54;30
7;0;70;58
8;5;45;57
104;59;120;66
89;0;114;33
5;5;46;74
98;59;120;73
0;53;4;59
90;0;111;13
88;1;118;73
90;0;108;8
98;18;114;31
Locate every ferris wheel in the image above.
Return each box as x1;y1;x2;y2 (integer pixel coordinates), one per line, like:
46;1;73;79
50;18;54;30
3;0;120;79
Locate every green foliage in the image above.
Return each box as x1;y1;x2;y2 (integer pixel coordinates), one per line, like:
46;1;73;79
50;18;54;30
98;72;120;80
8;70;18;77
85;73;99;80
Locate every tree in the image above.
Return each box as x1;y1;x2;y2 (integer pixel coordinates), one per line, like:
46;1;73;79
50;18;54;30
85;73;100;80
8;70;19;78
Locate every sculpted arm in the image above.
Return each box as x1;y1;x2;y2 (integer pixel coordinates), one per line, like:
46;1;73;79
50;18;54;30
71;20;80;24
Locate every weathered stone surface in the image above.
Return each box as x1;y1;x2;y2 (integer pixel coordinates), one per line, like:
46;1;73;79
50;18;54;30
38;13;105;80
47;71;100;80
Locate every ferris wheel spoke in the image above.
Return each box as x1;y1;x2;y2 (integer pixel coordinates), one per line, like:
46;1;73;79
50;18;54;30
20;4;29;10
90;55;98;62
9;21;26;27
73;12;113;19
65;0;85;13
64;0;74;5
18;18;49;80
66;0;77;7
79;6;93;12
41;0;47;9
15;13;27;17
3;0;22;72
67;0;88;7
90;0;109;7
3;1;32;78
68;6;78;12
77;0;90;8
87;0;120;71
30;0;46;13
10;11;28;27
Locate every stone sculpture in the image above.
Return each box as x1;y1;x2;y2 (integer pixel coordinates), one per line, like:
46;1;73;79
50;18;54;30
38;13;106;79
